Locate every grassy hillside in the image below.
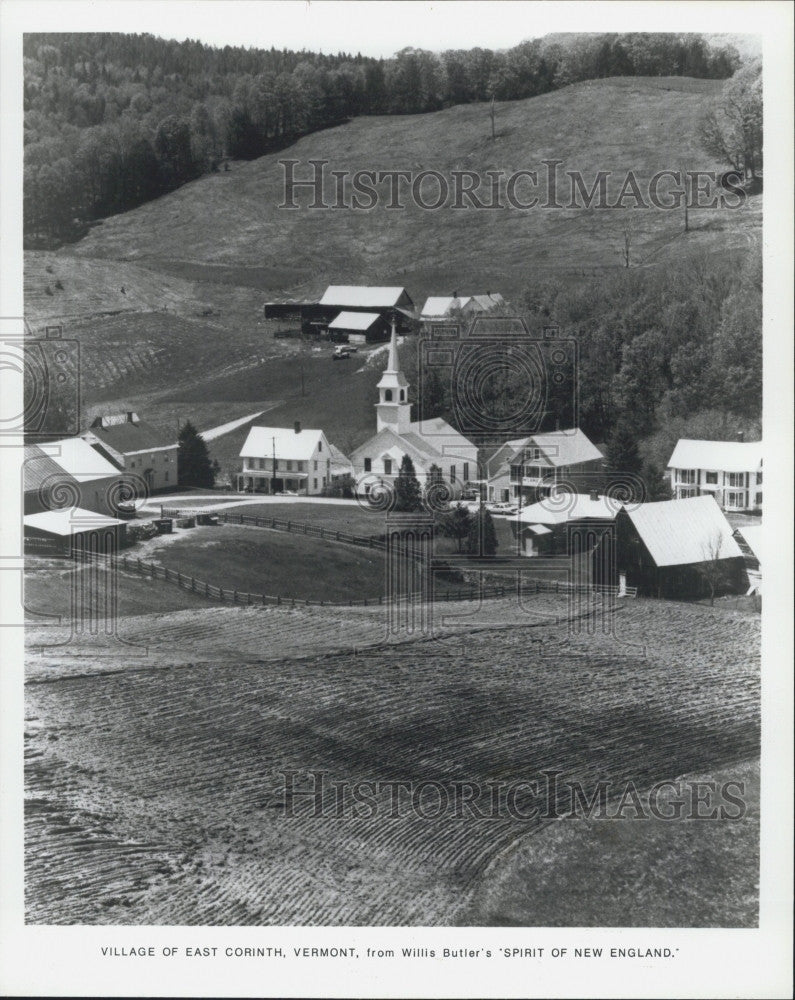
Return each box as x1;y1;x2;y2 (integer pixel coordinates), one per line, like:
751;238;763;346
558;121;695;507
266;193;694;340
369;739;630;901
23;77;761;450
62;76;758;298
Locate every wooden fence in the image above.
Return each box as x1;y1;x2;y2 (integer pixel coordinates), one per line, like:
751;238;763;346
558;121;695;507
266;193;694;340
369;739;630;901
76;550;635;609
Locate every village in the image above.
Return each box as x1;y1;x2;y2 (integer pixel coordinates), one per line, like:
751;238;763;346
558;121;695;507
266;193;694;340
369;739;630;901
23;282;763;606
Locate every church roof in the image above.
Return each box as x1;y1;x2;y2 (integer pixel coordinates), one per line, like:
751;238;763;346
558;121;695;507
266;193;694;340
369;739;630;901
350;426;443;465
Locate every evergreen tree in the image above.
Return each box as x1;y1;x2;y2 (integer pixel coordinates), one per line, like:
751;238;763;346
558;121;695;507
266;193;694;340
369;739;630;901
394;453;422;512
466;507;498;556
177;421;215;488
606;417;642;475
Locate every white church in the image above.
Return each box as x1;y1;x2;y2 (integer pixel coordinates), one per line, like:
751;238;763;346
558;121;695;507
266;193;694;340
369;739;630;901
350;323;478;497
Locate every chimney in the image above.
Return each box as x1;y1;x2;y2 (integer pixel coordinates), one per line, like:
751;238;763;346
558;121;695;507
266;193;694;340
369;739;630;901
294;421;301;434
738;431;744;442
590;489;600;501
127;411;135;423
452;290;458;298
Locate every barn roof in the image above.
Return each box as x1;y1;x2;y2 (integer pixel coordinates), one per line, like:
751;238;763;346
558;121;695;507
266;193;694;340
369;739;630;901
319;286;410;308
24;507;126;537
240;426;326;462
328;311;382;331
736;524;763;564
624;495;742;568
23;444;78;495
513;493;622;525
420;296;471;318
469;293;505;310
667;438;762;472
40;437;122;482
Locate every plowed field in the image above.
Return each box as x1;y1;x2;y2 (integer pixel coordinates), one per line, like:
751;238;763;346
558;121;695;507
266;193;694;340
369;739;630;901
25;596;759;925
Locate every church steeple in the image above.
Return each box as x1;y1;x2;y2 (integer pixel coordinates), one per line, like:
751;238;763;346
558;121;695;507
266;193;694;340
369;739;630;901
376;317;410;434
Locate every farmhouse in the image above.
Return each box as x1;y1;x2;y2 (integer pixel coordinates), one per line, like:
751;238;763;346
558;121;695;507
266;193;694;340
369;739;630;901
486;429;604;504
420;291;505;327
667;438;762;512
237;422;346;495
350;324;478;495
327;311;390;344
510;490;621;557
24;437;124;517
594;495;746;599
83;412;177;493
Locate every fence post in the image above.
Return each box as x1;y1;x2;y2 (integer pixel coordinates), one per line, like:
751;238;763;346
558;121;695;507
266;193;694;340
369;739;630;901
287;521;291;532
277;595;281;606
205;582;209;597
233;589;238;604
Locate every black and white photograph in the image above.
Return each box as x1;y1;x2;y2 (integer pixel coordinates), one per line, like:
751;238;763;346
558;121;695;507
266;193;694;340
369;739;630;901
0;1;792;997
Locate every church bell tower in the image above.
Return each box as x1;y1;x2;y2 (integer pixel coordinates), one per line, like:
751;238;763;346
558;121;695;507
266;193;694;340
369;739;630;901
376;318;411;435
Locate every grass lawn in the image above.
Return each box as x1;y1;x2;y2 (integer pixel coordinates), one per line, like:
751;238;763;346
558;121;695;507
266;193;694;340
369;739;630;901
24;557;222;620
149;524;387;602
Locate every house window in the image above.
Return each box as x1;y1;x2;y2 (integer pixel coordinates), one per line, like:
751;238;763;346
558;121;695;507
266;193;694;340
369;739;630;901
314;460;318;471
165;471;169;482
510;464;521;482
725;491;745;508
463;462;469;483
726;472;745;487
527;465;542;479
314;478;318;490
322;477;327;487
757;469;762;484
679;469;696;484
297;461;304;472
384;389;393;401
705;471;718;484
130;461;136;469
318;441;322;452
755;492;762;506
286;460;293;471
384;459;392;475
364;458;371;472
449;465;456;483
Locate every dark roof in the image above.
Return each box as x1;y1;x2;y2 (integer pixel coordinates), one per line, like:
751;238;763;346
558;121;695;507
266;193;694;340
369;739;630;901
23;444;78;494
90;419;175;453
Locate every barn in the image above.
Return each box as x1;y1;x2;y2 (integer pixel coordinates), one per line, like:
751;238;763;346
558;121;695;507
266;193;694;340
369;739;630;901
24;507;127;557
594;495;747;599
327;311;390;344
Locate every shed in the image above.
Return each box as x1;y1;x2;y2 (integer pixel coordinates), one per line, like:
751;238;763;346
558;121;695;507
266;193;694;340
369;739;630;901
24;507;127;557
327;311;390;344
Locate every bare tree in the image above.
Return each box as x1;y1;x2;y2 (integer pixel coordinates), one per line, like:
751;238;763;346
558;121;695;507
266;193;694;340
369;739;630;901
696;530;730;606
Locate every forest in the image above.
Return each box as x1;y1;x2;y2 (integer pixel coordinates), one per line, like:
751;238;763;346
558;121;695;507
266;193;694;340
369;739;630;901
407;244;762;498
24;31;743;244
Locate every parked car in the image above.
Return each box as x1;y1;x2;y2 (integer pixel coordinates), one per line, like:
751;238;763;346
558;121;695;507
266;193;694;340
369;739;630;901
332;347;352;360
275;489;299;497
487;502;518;516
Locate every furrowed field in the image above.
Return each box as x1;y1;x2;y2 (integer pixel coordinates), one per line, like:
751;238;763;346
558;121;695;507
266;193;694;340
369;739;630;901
25;593;759;926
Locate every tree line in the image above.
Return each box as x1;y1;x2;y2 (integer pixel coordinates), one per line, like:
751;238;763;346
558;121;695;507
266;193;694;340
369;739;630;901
24;31;743;244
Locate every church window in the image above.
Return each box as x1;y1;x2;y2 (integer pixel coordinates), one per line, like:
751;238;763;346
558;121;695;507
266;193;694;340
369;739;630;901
399;390;405;401
385;389;393;401
364;458;371;472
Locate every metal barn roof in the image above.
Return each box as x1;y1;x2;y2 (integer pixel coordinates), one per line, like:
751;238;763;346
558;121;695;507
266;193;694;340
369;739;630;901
625;495;742;567
420;296;472;318
24;507;126;537
667;439;763;473
319;286;409;308
513;493;622;525
328;311;382;331
39;438;122;482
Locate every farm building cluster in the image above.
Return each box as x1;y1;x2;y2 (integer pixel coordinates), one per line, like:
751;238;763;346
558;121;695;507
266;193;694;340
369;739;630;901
23;284;764;601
